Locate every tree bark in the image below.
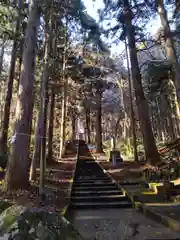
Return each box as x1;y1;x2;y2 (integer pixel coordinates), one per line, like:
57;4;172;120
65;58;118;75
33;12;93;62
47;89;55;164
160;94;168;141
85;107;91;144
156;96;165;141
168;79;180;136
0;13;21;158
124;35;138;161
29;102;42;181
72;112;76;139
59;78;68;158
29;74;49;182
157;0;180;101
17;38;24;90
29;20;51;181
4;1;41;190
95;89;103;153
0;42;5;75
164;93;176;140
40;76;49;196
123;0;161;165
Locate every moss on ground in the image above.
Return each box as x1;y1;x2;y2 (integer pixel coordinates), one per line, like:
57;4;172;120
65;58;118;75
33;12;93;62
0;205;84;239
0;205;27;235
0;202;12;214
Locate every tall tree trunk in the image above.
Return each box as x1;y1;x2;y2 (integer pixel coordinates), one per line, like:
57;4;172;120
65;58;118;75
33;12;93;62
29;101;42;181
63;80;68;143
29;20;51;181
0;42;5;126
123;0;161;165
160;94;169;141
58;18;68;158
17;0;29;90
95;89;103;153
169;78;180;136
91;119;95;143
29;76;49;182
17;38;24;90
4;1;41;190
164;93;176;140
124;35;138;161
46;18;57;163
59;78;68;158
72;112;76;139
150;105;156;135
47;89;55;164
85;107;91;144
113;116;121;149
156;96;165;141
157;0;180;101
0;12;22;158
0;42;5;75
40;77;49;197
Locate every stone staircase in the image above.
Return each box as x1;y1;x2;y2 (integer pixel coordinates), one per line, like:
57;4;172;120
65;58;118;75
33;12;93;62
67;157;180;239
69;158;132;210
67;141;180;239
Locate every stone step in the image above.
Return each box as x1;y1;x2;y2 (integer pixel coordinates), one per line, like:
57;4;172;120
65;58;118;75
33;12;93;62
77;163;100;166
75;172;104;176
70;201;132;209
77;167;101;170
77;161;100;164
75;174;107;178
75;175;110;181
73;185;119;191
76;169;104;172
73;182;115;188
77;162;99;164
77;160;96;163
76;163;101;166
119;181;145;186
71;194;128;203
76;171;103;175
145;238;180;240
74;179;112;184
77;160;97;163
123;182;149;189
76;172;104;175
71;189;123;196
76;167;102;171
171;187;180;196
76;166;102;170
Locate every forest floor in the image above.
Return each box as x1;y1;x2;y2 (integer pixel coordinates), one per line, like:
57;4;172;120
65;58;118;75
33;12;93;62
0;158;169;211
0;157;178;239
99;161;146;182
0;158;76;213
